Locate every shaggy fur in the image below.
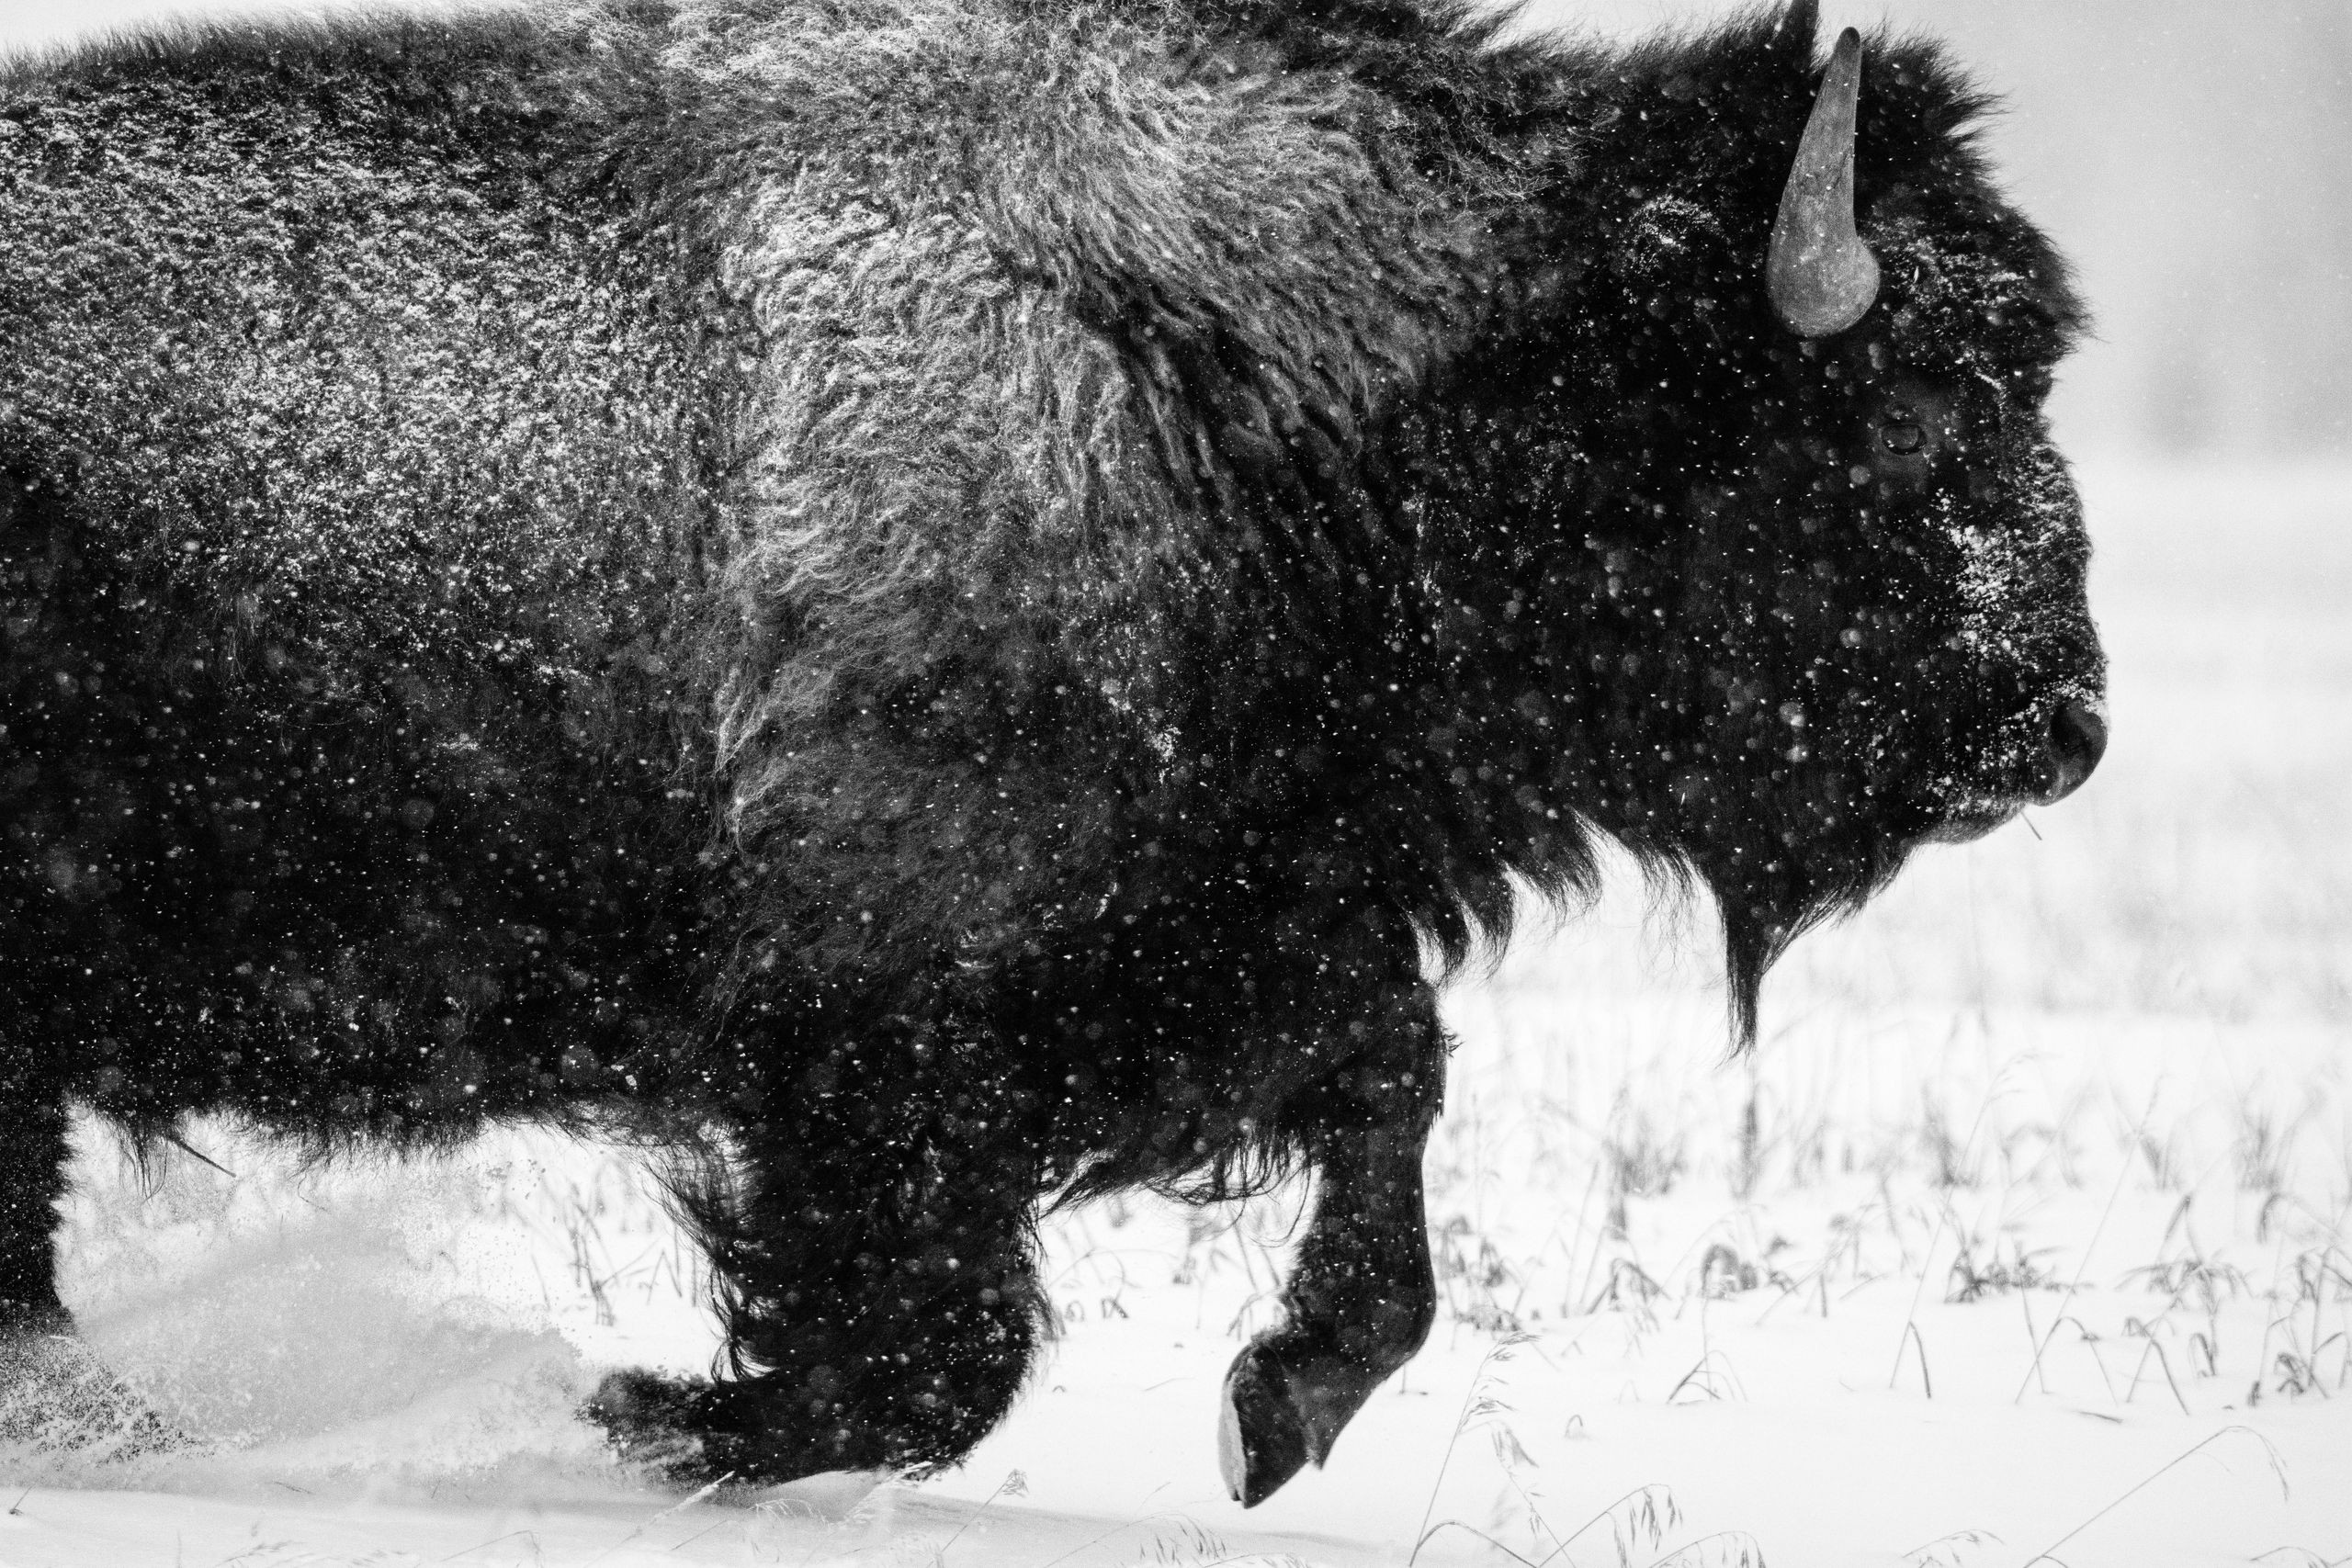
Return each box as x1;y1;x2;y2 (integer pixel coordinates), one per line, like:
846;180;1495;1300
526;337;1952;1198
0;0;2100;1491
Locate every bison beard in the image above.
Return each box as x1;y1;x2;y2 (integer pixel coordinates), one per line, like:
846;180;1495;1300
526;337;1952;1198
0;0;2102;1504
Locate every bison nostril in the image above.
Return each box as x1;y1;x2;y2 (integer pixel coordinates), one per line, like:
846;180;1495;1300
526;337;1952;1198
2039;701;2108;804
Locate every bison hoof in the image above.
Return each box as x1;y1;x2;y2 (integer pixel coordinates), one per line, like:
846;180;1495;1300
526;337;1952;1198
582;1367;723;1483
583;1367;891;1496
1218;1337;1386;1507
0;1321;188;1460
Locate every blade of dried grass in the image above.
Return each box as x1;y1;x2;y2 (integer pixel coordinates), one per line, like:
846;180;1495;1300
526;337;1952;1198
2126;1336;2193;1416
2014;1113;2141;1403
1894;1320;1933;1399
2019;1426;2288;1566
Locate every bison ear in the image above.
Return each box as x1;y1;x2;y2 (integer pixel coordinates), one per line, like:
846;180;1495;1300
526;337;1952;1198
1766;27;1883;338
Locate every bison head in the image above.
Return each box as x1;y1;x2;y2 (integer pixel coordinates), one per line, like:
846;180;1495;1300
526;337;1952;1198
1426;2;2105;1036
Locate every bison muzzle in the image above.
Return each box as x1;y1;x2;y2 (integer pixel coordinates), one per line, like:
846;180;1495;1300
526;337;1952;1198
0;0;2104;1505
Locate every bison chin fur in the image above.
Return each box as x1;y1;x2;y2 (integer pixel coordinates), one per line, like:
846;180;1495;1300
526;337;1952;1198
0;0;2098;1501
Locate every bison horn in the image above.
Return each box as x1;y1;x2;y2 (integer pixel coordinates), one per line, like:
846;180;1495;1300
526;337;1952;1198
1767;27;1882;338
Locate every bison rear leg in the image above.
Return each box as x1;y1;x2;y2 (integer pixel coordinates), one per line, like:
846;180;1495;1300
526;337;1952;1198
0;1092;71;1348
0;1089;183;1456
1221;1079;1442;1506
587;1103;1047;1489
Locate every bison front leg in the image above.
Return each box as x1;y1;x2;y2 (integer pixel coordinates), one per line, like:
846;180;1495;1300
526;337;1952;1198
1221;1096;1441;1506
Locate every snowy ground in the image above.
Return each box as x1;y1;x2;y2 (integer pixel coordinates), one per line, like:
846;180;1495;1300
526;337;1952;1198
6;462;2351;1568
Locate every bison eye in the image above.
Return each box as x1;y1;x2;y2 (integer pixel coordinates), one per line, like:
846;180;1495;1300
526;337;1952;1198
1882;418;1928;456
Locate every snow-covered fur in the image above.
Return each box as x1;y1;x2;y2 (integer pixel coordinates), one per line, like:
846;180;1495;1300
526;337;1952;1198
0;0;2098;1488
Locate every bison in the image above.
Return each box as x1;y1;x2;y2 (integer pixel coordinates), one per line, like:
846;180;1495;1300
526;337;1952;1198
0;0;2104;1506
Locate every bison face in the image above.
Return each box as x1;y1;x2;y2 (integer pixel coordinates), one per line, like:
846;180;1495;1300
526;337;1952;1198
1637;329;2101;1030
1819;358;2107;842
1682;315;2105;884
1436;11;2103;1032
